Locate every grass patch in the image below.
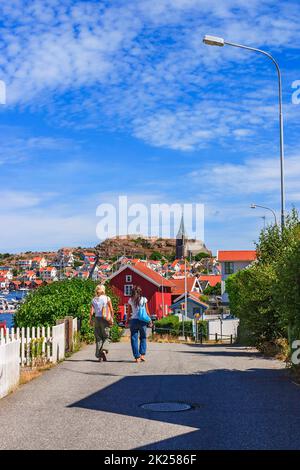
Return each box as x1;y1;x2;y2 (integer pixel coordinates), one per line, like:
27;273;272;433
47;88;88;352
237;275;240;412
19;363;53;386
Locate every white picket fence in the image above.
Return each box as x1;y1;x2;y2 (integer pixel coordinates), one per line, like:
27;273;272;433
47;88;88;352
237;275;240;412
0;338;20;399
0;318;78;400
0;318;77;367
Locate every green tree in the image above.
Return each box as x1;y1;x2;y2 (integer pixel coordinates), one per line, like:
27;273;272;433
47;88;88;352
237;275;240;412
194;252;211;262
73;260;83;268
203;282;221;296
15;278;119;343
226;263;282;345
150;251;163;260
274;227;300;344
226;208;300;349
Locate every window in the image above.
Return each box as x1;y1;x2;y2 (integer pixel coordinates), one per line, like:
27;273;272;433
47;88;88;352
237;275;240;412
124;284;133;296
125;274;132;283
224;262;234;275
124;304;129;320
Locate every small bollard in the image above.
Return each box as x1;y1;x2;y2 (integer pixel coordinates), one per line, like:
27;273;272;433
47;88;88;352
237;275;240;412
215;333;218;343
230;334;233;344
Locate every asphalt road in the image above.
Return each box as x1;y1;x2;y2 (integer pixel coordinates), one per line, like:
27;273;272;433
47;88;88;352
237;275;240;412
0;341;300;450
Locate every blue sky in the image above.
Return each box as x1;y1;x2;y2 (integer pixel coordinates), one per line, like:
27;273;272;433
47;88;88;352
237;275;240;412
0;0;300;254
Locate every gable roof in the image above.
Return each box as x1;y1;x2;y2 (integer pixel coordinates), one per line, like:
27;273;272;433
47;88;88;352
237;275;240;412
107;263;175;288
171;292;208;308
217;250;256;262
199;274;221;286
171;277;196;295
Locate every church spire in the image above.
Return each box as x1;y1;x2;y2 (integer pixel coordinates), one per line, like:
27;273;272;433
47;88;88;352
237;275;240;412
176;211;187;259
176;212;187;239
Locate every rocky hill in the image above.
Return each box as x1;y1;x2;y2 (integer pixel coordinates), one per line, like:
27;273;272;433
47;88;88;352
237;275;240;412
95;235;211;260
95;236;177;260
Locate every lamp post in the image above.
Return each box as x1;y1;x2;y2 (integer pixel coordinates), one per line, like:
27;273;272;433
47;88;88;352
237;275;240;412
203;35;285;230
250;203;277;225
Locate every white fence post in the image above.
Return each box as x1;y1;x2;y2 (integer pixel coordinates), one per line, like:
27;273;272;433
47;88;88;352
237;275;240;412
0;339;20;399
52;323;65;363
21;327;25;366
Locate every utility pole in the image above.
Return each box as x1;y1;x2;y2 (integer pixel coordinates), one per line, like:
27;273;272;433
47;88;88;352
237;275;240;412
184;258;188;337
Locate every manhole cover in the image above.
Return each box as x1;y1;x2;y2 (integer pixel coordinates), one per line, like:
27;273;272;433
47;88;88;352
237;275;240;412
140;402;192;412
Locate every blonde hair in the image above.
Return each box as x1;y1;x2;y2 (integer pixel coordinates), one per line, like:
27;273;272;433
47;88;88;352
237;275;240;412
95;284;106;296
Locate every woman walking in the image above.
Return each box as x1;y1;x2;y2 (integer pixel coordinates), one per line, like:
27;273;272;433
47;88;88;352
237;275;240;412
89;284;114;362
128;285;151;363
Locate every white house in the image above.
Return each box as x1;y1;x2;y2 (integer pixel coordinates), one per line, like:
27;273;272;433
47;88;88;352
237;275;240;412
0;270;13;281
39;267;57;281
32;256;47;269
16;259;32;270
56;248;75;268
217;250;256;304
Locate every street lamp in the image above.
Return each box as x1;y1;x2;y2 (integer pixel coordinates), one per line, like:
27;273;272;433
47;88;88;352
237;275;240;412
250;203;277;225
203;35;285;230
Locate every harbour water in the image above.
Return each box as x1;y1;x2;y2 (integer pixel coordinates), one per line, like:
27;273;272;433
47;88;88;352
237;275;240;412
0;290;29;328
0;313;15;328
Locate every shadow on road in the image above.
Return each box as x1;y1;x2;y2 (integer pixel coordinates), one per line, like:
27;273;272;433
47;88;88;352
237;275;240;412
177;348;262;359
66;358;133;363
68;367;300;449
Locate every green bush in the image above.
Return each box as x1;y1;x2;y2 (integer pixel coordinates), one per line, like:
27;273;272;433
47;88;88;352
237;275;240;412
155;315;180;336
274;230;300;345
154;316;208;339
226;209;300;352
110;320;124;342
182;320;193;337
15;278;119;343
195;320;208;339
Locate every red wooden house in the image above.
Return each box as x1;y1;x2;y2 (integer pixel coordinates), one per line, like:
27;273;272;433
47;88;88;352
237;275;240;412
107;263;175;321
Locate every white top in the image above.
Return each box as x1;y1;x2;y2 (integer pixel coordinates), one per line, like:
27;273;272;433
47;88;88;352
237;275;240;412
92;295;111;318
128;296;148;320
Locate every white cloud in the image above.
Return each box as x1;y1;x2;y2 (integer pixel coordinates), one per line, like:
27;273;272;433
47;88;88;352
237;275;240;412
0;133;78;164
0;1;299;151
190;153;300;203
1;191;42;210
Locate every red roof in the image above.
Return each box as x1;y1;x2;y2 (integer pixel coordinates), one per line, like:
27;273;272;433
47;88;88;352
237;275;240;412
109;263;175;288
199;275;221;287
217;250;256;262
132;263;175;287
25;271;36;276
171;277;196;295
